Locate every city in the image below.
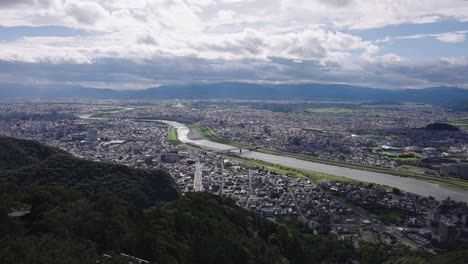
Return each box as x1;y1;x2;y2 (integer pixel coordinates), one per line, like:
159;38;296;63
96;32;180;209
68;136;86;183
1;100;467;254
2;1;468;263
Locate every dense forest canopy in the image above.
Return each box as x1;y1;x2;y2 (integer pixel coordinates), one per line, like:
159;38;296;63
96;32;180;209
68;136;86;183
0;136;66;170
0;186;436;264
423;123;460;131
0;137;180;207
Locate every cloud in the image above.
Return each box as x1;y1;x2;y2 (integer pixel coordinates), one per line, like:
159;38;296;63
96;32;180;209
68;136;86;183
1;0;467;30
0;0;466;89
2;52;468;90
380;30;468;45
0;0;34;7
0;0;57;8
436;32;465;43
64;1;109;26
319;0;353;7
278;0;468;29
0;24;380;63
137;34;158;45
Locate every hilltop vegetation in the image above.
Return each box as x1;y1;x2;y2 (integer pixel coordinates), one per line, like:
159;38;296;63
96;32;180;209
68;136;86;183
0;137;66;170
2;185;466;264
423;123;460;131
0;186;429;264
0;137;180;207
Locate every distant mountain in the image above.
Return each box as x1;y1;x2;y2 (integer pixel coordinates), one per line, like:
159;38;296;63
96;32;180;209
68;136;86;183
1;82;468;104
126;82;275;100
360;101;403;106
446;100;468;111
0;83;119;99
0;137;180;207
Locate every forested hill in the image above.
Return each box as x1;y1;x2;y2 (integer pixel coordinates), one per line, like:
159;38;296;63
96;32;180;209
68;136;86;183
0;137;66;170
0;137;467;263
0;187;449;264
0;137;180;207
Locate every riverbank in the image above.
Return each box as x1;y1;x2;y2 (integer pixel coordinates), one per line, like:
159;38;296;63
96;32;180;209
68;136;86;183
225;154;361;184
190;123;468;190
168;127;181;144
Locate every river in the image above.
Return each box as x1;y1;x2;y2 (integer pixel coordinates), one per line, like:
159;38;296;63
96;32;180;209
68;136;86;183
159;120;468;203
78;107;134;120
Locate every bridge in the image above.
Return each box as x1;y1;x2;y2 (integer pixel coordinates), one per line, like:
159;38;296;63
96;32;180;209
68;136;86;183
214;147;258;155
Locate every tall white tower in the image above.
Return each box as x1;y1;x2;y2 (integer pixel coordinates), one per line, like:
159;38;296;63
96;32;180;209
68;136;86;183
194;161;203;192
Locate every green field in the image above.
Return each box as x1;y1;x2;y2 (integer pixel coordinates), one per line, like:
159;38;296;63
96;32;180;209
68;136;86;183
256;148;419;176
304;108;355;114
168;127;181;144
190;123;250;148
257;148;468;189
448;121;468;127
225;154;360;184
88;107;127;118
403;237;419;247
89;113;114;118
94;107;126;112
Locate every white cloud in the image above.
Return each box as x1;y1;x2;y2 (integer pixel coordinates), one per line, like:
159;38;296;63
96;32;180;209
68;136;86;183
64;1;109;25
382;30;468;44
0;25;380;64
1;0;468;30
277;0;468;29
0;0;467;88
436;32;465;43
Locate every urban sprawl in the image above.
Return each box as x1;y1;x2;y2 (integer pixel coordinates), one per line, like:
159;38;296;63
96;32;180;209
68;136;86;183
1;100;467;253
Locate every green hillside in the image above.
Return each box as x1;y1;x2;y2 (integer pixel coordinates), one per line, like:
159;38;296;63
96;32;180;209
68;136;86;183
0;137;66;170
0;137;180;207
423;123;460;131
0;186;435;264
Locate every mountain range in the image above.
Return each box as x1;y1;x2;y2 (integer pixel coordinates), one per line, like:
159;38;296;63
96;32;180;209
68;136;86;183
1;83;468;105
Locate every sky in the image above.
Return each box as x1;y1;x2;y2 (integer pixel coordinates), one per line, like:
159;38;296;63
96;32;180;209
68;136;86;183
0;0;468;90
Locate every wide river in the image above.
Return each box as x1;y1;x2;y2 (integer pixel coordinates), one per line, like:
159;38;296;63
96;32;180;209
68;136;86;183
160;120;468;203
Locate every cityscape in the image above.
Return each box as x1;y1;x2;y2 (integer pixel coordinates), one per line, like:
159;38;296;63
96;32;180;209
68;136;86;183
1;0;468;262
1;100;467;255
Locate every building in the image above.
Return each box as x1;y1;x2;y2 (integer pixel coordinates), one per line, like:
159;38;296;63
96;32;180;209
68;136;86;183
424;147;440;157
462;214;468;227
381;145;402;152
405;146;423;153
160;153;179;163
87;128;98;143
440;163;468;179
439;221;457;246
144;155;154;166
427;210;440;226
